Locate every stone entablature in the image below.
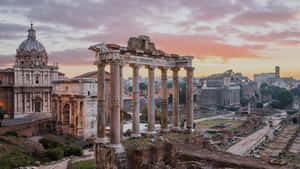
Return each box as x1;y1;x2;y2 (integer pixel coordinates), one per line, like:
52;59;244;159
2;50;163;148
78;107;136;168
53;78;97;97
89;36;193;68
13;66;59;87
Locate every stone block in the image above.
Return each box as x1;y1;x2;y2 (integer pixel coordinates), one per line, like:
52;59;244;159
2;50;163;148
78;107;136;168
94;143;127;169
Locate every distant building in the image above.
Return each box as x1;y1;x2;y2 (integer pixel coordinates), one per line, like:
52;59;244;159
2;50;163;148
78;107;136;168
254;66;298;90
254;73;276;88
195;70;241;108
0;24;64;119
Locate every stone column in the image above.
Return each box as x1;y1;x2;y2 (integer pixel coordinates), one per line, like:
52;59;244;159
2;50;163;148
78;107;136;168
130;64;141;137
171;67;180;130
160;67;169;132
120;64;123;139
69;98;73;136
185;67;194;131
97;63;107;142
147;66;156;134
77;99;82;138
110;60;121;146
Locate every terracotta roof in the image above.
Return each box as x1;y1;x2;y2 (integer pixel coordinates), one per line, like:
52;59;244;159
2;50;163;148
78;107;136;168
73;71;110;80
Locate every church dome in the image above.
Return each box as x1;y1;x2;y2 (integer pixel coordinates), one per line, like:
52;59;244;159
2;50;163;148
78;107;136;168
18;37;46;53
15;24;48;67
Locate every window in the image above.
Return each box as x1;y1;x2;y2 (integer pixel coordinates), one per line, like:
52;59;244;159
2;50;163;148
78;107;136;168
88;91;90;96
35;76;39;84
26;74;30;81
91;121;94;128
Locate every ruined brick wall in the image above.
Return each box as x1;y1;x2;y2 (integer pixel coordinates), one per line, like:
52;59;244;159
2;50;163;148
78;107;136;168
0;119;54;137
129;143;177;169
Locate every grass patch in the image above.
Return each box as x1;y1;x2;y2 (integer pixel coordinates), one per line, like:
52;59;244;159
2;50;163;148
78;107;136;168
72;160;95;169
285;155;300;164
196;118;243;130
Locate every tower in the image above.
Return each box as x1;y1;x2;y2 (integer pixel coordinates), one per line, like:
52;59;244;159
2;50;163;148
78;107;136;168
275;66;280;78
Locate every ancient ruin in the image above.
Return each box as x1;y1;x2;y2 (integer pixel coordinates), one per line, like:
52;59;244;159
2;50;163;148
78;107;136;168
89;35;194;168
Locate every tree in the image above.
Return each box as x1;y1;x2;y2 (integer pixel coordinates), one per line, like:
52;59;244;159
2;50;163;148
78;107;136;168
260;83;293;109
291;85;300;96
139;83;147;91
141;104;161;122
276;90;293;108
167;82;172;89
240;98;249;107
128;86;132;92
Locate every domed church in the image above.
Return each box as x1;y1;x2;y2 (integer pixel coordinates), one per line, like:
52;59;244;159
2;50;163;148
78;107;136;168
0;24;64;119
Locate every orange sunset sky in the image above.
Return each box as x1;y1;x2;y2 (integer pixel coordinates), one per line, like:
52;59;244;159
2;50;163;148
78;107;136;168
0;0;300;79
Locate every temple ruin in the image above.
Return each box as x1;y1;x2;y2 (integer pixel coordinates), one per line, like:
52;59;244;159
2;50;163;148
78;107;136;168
89;35;194;168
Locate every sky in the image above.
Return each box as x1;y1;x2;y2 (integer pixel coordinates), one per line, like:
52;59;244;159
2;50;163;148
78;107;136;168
1;0;300;79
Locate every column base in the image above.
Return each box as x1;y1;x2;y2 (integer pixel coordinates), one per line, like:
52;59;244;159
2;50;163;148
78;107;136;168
184;128;194;134
171;127;181;132
145;130;157;136
95;143;127;169
106;144;125;153
160;128;170;133
131;133;141;138
94;137;110;144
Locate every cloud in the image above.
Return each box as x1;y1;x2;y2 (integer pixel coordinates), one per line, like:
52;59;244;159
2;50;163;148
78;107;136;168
150;34;265;61
49;48;94;65
240;31;300;46
0;54;14;66
0;0;299;67
231;2;297;26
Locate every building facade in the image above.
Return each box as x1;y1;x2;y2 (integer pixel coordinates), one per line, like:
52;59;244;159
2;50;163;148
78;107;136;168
53;71;111;139
0;24;63;119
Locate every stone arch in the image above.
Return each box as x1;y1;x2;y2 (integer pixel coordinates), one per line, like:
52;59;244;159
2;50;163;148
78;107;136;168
63;104;70;125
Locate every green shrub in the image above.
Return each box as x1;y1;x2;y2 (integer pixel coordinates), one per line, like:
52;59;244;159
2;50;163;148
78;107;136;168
39;138;62;149
0;152;35;169
63;145;83;157
46;147;64;161
2;131;18;137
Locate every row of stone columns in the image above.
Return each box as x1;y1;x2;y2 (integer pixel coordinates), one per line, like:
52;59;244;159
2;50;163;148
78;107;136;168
96;61;194;146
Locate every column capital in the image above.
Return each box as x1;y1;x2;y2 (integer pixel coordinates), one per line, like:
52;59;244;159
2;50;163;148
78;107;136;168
111;59;121;64
97;62;107;66
129;63;142;69
185;67;195;72
145;65;156;70
159;66;169;71
171;67;180;72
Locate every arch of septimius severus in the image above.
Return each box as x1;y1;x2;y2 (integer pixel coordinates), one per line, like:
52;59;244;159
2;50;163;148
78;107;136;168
89;35;194;166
